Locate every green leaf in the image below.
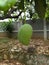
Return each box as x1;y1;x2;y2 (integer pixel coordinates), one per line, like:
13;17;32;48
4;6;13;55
34;0;46;18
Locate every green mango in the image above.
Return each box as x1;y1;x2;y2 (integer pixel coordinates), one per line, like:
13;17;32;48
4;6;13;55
0;0;16;11
0;0;8;11
18;24;32;45
7;0;16;7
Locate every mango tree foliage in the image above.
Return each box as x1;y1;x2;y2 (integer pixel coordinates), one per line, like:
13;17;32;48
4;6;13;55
34;0;46;19
46;0;49;17
18;0;24;10
0;0;49;20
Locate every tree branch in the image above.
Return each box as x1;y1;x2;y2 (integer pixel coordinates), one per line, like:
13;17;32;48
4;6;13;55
0;11;22;20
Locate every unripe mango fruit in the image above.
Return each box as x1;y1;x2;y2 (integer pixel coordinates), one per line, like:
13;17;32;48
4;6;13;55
0;0;16;11
18;24;32;45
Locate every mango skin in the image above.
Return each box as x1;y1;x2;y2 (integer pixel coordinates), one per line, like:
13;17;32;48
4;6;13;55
18;24;32;45
0;0;16;11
